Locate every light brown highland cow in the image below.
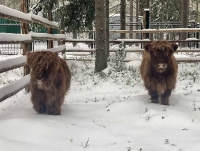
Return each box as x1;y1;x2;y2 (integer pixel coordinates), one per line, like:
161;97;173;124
140;41;178;105
27;51;71;115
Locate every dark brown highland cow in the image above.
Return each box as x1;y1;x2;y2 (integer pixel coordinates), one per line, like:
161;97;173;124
140;41;178;105
27;51;71;115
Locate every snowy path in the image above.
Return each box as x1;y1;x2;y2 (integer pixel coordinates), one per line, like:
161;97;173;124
1;73;200;151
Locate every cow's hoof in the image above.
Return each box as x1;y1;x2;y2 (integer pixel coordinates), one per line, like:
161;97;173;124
151;98;159;103
162;99;169;105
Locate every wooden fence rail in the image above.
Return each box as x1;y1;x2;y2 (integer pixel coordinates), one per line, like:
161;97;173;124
65;58;200;63
0;45;66;74
89;28;200;33
0;75;30;102
0;45;66;102
65;39;200;44
0;56;26;73
65;48;200;53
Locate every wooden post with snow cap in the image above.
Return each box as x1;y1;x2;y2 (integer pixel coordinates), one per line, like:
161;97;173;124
21;0;30;92
143;9;150;39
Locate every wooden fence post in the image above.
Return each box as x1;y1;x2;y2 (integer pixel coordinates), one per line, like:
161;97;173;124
48;10;53;49
60;29;65;55
88;24;94;49
21;0;30;92
129;0;133;39
143;9;150;39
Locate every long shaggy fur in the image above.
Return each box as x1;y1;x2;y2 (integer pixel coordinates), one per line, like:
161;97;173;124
27;51;71;115
140;41;178;105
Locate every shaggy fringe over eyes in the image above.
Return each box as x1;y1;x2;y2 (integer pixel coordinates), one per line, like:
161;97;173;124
28;51;59;74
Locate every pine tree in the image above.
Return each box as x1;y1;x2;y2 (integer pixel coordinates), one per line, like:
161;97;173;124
55;0;95;32
31;0;95;32
139;0;181;22
151;0;181;22
4;0;21;10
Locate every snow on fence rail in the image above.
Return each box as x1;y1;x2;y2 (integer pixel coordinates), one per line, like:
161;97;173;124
0;33;66;44
0;75;30;102
0;45;66;74
0;5;59;29
0;33;32;44
0;56;26;73
31;33;66;41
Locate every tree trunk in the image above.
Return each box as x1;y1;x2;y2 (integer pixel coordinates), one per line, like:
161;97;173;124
129;0;133;39
160;0;165;40
136;0;139;39
196;1;199;22
181;0;189;47
95;0;107;72
120;0;126;39
146;0;150;8
149;0;153;40
106;0;109;58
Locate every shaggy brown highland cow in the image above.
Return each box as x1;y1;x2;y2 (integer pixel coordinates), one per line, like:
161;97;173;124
27;51;71;115
140;41;178;105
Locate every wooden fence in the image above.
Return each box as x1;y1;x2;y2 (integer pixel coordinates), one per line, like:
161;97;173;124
65;37;200;63
1;5;200;102
0;5;66;102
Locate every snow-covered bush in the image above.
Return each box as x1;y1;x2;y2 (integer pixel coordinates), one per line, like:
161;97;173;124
108;42;127;72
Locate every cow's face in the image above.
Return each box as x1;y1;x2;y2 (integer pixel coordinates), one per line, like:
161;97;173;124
144;41;178;73
27;51;59;80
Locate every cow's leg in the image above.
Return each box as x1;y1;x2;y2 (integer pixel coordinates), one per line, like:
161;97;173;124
161;89;171;105
45;99;61;115
33;102;46;114
148;89;159;103
31;91;46;114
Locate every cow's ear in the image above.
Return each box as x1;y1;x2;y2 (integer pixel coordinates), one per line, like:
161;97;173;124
144;42;151;52
171;43;178;52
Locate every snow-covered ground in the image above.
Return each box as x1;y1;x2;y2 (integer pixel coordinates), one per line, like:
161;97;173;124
1;43;200;151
